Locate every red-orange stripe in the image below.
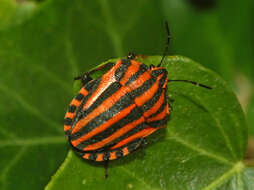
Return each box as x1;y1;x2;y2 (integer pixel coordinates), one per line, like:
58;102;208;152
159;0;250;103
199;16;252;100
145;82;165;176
64;125;71;132
147;103;169;122
143;91;165;118
109;151;117;160
82;61;122;110
122;147;129;156
80;87;89;96
71;86;129;134
71;72;151;134
71;99;81;107
96;153;103;161
110;127;159;149
83;116;145;151
128;71;151;90
134;73;164;106
162;73;168;88
70;87;88;108
71;104;136;146
83;153;90;159
120;61;140;85
150;67;168;88
65;112;75;119
135;81;159;106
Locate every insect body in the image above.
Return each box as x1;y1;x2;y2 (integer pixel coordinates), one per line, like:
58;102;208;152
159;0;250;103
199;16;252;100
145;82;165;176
64;22;211;178
64;58;170;161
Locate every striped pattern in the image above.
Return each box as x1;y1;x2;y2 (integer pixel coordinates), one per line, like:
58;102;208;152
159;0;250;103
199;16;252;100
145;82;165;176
64;59;170;161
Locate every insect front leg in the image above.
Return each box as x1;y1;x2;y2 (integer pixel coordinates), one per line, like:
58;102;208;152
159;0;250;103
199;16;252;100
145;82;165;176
74;62;116;86
74;73;93;86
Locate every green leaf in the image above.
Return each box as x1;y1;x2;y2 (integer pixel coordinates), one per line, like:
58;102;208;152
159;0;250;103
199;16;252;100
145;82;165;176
0;0;167;189
247;91;254;135
46;55;252;190
162;0;254;82
1;0;253;189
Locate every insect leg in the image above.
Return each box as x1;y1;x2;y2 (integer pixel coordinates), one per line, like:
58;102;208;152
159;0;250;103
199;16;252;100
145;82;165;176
74;73;92;86
74;62;115;86
104;160;109;179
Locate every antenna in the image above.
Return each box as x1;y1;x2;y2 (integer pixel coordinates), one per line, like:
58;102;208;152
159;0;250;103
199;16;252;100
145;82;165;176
158;21;171;67
168;79;212;89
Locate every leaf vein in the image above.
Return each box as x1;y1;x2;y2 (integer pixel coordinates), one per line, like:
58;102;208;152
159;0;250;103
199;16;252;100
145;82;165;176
0;127;16;139
28;63;72;93
192;95;237;160
202;161;245;190
0;84;62;133
119;166;160;190
167;132;233;165
0;146;27;190
0;136;65;147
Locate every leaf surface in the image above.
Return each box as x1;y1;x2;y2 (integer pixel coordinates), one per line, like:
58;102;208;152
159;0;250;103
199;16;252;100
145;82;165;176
0;0;253;189
0;0;167;189
46;56;252;190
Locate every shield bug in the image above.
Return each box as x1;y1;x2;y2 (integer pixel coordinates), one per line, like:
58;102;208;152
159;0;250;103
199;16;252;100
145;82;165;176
64;22;211;178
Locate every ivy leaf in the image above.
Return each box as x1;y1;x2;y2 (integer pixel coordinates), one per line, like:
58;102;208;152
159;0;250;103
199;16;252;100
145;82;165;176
0;0;167;189
45;56;253;190
1;0;253;189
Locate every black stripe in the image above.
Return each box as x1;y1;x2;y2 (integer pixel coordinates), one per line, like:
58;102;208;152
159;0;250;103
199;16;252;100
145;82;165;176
80;123;146;154
147;114;170;127
68;105;76;113
76;93;84;101
70;91;134;141
159;71;168;88
140;87;163;112
75;106;143;149
70;77;156;141
129;77;156;99
78;82;122;120
65;130;71;136
151;69;168;87
72;149;84;157
72;78;101;126
125;63;148;86
127;138;143;152
85;123;146;152
148;93;168;119
115;59;131;81
111;138;144;159
116;149;123;158
105;122;146;149
64;118;72;125
103;152;109;161
73;139;143;160
85;78;100;91
89;153;97;161
151;68;166;77
81;78;101;106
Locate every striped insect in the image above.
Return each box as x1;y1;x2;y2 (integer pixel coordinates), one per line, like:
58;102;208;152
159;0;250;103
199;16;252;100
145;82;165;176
64;22;211;178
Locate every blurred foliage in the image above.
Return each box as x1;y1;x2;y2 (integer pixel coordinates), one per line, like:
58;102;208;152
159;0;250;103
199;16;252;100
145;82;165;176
163;0;254;82
247;92;254;135
0;0;254;189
